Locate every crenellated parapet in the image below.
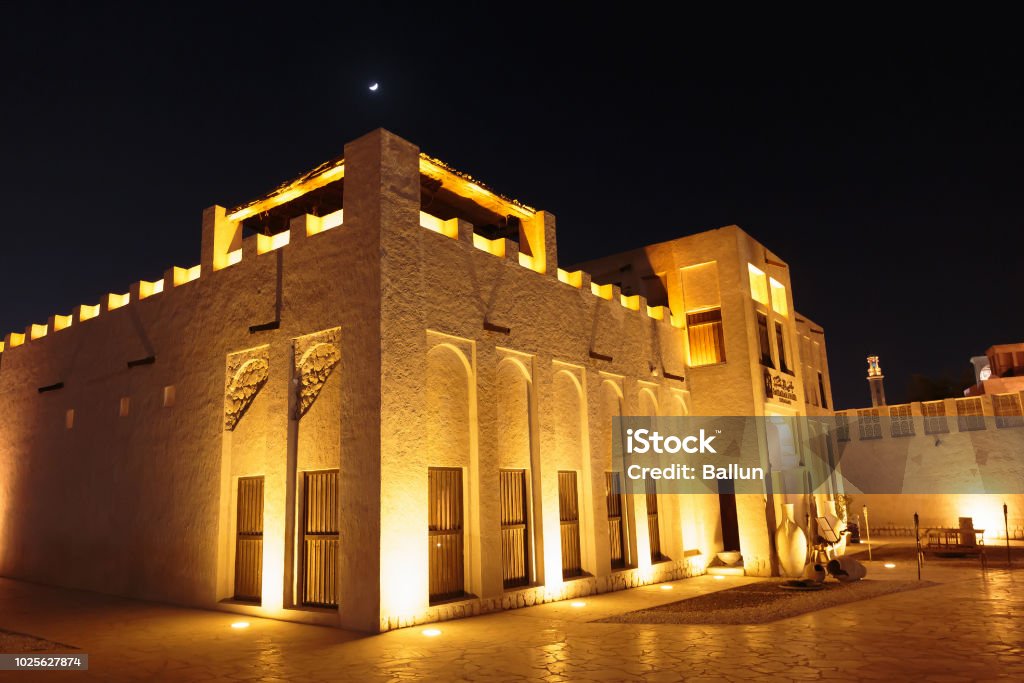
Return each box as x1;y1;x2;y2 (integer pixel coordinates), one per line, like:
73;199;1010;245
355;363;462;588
1;151;680;357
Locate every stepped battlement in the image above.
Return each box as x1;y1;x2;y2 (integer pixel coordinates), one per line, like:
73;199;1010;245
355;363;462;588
1;151;678;357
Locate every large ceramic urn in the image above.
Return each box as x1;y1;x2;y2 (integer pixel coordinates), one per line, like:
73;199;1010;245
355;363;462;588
775;503;808;577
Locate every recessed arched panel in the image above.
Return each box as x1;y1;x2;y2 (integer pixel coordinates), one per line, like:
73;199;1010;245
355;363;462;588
426;343;473;469
496;357;532;470
638;386;659;418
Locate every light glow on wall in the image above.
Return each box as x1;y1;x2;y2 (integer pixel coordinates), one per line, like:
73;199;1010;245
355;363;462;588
257;231;291;254
620;294;640;311
225;249;242;266
78;304;100;322
138;279;165;300
29;323;48;340
419;211;457;239
173;265;201;286
590;282;613;300
557;269;583;288
107;292;130;311
472;233;505;257
647;305;665;320
8;332;26;348
316;209;344;234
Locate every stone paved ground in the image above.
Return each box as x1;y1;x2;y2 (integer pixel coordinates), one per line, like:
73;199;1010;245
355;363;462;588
0;549;1022;681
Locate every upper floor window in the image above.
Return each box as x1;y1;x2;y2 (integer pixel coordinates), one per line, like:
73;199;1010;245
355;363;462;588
769;277;788;317
858;408;882;439
993;394;1024;429
956;398;985;432
775;321;793;375
817;372;828;410
747;264;769;305
687;308;726;367
756;312;773;367
890;404;914;437
835;412;851;442
922;401;948;435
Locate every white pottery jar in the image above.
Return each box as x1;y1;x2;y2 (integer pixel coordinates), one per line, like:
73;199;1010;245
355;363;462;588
775;503;808;578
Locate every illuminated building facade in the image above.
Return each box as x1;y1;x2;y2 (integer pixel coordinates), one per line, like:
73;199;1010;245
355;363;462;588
0;129;840;632
837;355;1024;539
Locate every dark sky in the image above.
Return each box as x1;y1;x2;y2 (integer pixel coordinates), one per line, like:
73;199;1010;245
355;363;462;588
2;6;1021;409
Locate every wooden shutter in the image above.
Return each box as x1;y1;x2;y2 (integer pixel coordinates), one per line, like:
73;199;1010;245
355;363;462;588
429;467;465;602
234;477;263;602
687;309;726;366
558;471;582;578
605;472;626;569
499;469;529;588
646;477;662;561
301;470;339;607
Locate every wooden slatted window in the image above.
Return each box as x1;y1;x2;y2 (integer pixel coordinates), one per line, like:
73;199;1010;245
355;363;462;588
558;471;583;578
890;404;915;437
857;408;882;439
301;470;339;608
993;394;1024;429
756;312;773;367
646;478;663;562
834;412;850;442
234;477;263;602
429;467;465;603
956;398;985;432
687;309;726;366
605;472;626;569
499;469;530;589
775;321;792;375
923;401;948;434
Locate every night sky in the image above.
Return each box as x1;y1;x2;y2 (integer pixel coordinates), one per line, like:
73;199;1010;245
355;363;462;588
2;6;1021;409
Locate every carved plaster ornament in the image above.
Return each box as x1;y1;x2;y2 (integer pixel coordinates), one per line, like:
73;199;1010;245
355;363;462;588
294;328;341;419
224;347;270;431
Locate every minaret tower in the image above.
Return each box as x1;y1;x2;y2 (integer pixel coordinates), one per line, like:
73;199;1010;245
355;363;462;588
867;355;886;407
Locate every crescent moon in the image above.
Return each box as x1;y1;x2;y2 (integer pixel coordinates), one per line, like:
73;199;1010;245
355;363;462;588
369;83;379;91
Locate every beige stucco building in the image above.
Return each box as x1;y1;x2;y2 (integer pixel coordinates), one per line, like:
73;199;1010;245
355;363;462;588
835;357;1024;541
0;129;841;633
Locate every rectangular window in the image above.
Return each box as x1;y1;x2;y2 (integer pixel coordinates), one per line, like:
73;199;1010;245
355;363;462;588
747;264;769;304
558;471;583;579
301;470;339;607
835;412;851;442
687;308;726;366
429;467;465;602
499;469;530;589
234;476;264;603
956;398;985;432
890;404;915;437
756;312;773;367
646;478;663;562
605;472;626;569
858;408;882;439
775;321;792;374
923;401;948;434
769;277;788;317
817;372;828;410
993;394;1024;429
